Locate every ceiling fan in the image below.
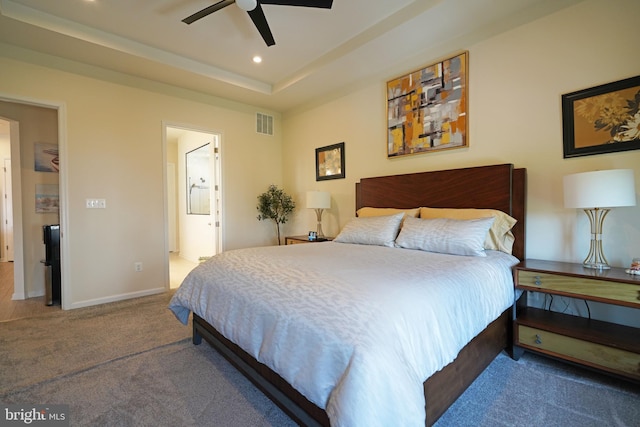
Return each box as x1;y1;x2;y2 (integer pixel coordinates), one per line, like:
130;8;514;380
182;0;334;47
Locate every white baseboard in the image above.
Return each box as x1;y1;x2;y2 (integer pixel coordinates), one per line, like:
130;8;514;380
12;291;26;300
67;287;166;310
27;290;45;298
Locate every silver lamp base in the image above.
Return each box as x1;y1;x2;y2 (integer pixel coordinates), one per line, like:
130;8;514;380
582;208;611;270
314;208;325;238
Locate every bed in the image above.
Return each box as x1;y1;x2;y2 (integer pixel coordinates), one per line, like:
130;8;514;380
169;163;527;426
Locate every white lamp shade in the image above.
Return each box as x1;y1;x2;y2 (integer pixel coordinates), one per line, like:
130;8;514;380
236;0;257;11
563;169;636;209
306;191;330;209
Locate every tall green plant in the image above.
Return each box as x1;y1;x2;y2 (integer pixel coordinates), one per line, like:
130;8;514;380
257;185;295;245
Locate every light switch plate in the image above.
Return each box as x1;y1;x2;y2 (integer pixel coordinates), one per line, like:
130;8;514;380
86;198;106;209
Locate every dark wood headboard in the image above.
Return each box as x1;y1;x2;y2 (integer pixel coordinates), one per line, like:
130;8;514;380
355;164;527;260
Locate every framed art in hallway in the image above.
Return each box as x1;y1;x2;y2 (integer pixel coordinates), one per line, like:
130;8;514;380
562;75;640;158
34;142;59;172
316;142;345;181
35;184;59;213
386;51;468;157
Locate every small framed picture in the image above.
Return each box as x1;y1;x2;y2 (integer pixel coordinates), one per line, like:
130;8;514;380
35;184;59;213
316;142;345;181
562;75;640;158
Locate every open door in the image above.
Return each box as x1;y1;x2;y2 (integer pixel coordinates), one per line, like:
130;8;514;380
164;124;222;287
8;119;25;300
3;158;14;262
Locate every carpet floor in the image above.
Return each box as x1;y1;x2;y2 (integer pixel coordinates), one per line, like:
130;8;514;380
1;291;638;426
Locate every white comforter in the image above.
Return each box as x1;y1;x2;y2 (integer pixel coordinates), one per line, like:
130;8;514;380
169;242;518;427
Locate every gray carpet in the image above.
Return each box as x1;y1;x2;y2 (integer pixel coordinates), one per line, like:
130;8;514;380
435;352;639;427
1;292;638;426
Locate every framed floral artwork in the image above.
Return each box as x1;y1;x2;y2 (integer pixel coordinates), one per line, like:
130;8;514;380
316;142;345;181
387;51;468;157
562;75;640;158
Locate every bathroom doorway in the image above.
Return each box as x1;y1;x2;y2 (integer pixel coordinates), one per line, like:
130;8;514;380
164;124;222;289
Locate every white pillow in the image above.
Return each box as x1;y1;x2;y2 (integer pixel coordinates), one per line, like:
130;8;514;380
419;207;516;254
334;213;404;247
395;216;495;256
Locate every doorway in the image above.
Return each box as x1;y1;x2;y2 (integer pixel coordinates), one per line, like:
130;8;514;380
0;97;65;315
0;120;13;263
164;124;222;289
0;115;25;304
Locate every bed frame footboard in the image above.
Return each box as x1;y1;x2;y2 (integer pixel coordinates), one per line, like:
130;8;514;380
194;309;509;427
193;313;330;427
423;310;509;424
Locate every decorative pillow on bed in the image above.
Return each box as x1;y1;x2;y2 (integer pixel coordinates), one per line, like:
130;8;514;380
334;212;404;247
395;216;495;256
356;207;420;219
419;207;516;254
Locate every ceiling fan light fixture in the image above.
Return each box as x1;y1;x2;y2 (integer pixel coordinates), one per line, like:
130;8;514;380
236;0;258;11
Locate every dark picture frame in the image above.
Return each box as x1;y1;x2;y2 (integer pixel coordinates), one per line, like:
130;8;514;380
562;75;640;158
387;51;468;157
315;142;345;181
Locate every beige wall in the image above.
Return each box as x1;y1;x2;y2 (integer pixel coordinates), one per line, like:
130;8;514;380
283;0;640;268
0;50;283;308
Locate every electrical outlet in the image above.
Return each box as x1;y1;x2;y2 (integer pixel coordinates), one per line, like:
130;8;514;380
134;262;143;272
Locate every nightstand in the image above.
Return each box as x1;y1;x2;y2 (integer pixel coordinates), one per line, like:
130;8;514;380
513;259;640;383
285;235;333;245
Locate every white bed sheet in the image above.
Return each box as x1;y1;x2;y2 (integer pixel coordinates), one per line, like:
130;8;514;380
169;242;519;427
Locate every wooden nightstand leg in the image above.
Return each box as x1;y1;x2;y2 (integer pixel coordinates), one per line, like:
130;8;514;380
511;345;525;360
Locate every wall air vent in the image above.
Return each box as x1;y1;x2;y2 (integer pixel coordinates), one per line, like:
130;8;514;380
256;112;273;136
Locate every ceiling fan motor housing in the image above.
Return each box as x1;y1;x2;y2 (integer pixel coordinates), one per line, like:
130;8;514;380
236;0;258;11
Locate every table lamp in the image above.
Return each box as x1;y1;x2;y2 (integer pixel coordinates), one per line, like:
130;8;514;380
306;191;330;238
563;169;636;269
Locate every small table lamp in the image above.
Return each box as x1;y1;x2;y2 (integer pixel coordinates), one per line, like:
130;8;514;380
306;191;331;238
563;169;636;269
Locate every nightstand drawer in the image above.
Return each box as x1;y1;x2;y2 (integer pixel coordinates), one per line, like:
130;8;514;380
286;238;308;245
285;235;333;245
517;270;640;307
517;325;640;380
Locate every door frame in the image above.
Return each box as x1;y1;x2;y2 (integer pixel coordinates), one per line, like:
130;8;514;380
0;94;68;306
162;121;223;287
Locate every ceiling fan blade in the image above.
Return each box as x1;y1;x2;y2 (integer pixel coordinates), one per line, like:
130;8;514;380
247;4;275;46
259;0;333;8
182;0;236;24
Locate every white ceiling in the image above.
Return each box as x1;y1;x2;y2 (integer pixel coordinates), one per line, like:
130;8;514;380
0;0;582;113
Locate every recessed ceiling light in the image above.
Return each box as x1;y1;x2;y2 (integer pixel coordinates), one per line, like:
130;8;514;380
252;56;262;64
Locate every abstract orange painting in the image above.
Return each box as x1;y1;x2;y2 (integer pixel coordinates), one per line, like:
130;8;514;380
387;52;468;157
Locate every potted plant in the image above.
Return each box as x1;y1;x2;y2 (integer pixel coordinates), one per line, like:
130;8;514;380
257;185;295;245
